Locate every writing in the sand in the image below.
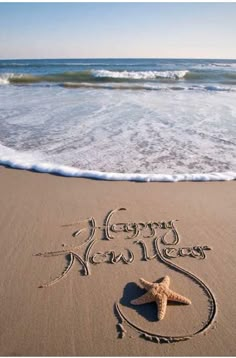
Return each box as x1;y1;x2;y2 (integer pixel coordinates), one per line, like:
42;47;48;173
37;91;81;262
35;208;211;287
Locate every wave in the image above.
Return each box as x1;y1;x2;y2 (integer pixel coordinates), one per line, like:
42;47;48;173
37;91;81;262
0;69;189;84
0;73;17;85
1;69;236;87
1;156;235;182
212;62;236;68
1;73;234;92
0;143;235;183
192;62;236;70
0;71;95;84
208;62;236;69
92;69;189;79
62;82;235;92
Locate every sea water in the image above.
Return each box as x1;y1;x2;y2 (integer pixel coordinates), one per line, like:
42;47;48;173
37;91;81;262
0;58;236;181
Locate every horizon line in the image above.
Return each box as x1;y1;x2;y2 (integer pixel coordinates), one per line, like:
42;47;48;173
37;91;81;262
1;56;236;61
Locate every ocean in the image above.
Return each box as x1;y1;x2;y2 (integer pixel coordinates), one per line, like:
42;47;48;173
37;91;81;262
0;58;236;181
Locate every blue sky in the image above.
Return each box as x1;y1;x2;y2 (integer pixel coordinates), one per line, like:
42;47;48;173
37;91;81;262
0;2;236;59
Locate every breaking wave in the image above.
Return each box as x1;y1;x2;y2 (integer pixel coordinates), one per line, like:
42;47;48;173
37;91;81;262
1;68;236;86
0;70;189;84
92;69;189;79
0;72;235;92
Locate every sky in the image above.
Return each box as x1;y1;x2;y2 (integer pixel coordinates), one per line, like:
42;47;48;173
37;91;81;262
0;2;236;59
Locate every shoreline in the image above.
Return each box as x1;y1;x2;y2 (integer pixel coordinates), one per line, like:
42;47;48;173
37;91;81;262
0;166;235;356
1;161;236;182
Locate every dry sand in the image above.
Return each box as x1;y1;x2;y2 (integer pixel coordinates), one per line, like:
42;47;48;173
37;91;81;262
0;166;235;356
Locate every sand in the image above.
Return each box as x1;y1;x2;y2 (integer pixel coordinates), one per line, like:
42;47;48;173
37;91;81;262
0;166;235;356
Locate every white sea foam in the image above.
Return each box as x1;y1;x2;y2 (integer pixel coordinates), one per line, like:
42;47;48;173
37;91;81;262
0;72;25;85
0;73;13;85
0;80;236;181
92;69;189;80
1;150;235;182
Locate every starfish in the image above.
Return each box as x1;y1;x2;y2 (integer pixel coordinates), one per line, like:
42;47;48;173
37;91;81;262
131;276;191;320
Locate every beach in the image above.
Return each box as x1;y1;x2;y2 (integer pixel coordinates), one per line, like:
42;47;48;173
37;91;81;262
0;165;235;356
1;4;236;356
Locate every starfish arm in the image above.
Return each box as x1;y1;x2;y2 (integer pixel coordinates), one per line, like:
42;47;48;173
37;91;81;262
167;289;191;305
156;295;167;320
139;278;154;290
131;291;155;305
162;275;170;287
